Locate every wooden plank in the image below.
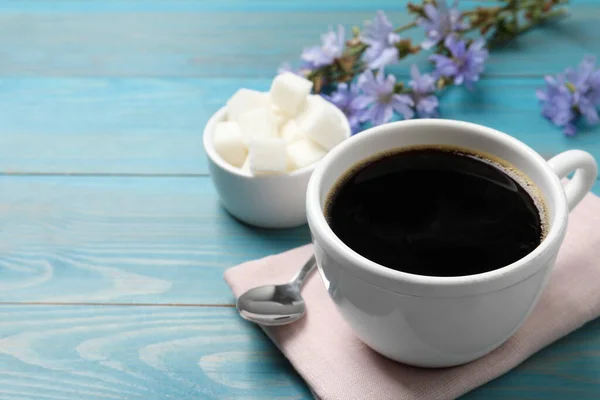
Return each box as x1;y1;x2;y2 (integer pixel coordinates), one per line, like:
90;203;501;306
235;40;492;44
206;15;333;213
0;3;592;78
0;304;598;399
463;318;600;399
0;77;219;175
0;0;416;12
1;176;598;305
0;305;313;399
0;77;598;174
0;176;310;304
1;0;597;13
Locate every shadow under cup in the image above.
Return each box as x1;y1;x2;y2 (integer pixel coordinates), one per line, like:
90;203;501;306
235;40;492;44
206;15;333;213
305;119;574;367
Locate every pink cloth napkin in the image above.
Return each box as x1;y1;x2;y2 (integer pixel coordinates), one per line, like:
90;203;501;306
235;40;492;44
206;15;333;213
224;192;600;400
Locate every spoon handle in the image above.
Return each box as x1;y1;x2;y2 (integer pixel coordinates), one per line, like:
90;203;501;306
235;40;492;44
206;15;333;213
290;255;317;288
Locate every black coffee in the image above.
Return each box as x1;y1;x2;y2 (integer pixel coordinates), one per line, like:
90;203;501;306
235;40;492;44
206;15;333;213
325;146;546;277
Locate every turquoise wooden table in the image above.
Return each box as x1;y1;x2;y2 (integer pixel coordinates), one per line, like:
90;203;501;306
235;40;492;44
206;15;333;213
2;1;600;399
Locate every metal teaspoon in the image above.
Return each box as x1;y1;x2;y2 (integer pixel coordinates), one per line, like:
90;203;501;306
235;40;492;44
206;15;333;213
236;255;317;326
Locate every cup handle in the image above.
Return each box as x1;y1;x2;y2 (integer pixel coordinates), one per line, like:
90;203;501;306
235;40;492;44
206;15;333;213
547;150;598;211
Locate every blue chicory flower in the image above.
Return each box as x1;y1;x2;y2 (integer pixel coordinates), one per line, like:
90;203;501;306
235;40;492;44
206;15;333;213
355;69;414;126
537;55;600;136
418;0;467;50
360;11;402;69
321;83;366;134
301;25;345;69
409;65;439;117
429;35;488;90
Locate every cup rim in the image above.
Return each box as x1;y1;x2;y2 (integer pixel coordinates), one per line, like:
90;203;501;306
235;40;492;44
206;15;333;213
203;99;352;179
306;119;568;295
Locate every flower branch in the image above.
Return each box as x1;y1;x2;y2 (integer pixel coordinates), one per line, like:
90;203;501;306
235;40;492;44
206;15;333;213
280;0;571;134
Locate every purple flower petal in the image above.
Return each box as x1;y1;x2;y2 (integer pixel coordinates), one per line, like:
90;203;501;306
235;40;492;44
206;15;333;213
361;11;402;69
377;103;395;125
416;95;439;117
321;83;368;134
418;0;466;49
579;97;600;124
380;70;397;92
430;37;488;89
392;93;414;106
469;37;486;53
301;25;345;69
424;3;439;22
356;68;417;126
420;38;438;51
358;69;379;93
537;55;600;135
367;47;400;70
564;123;577;136
361;103;393;126
536;88;549;101
352;95;376;110
446;35;466;59
429;54;458;77
408;64;439;117
410;64;436;94
391;94;415;119
388;32;401;45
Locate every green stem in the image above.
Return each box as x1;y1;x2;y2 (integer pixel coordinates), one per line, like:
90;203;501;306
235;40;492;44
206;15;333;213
464;0;560;34
516;8;568;34
346;43;368;57
394;21;418;34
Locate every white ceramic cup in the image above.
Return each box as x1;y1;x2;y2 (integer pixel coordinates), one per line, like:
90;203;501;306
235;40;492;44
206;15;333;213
306;119;598;367
204;103;350;229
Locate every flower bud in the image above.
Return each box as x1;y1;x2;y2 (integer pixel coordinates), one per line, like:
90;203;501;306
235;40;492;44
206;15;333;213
337;56;355;74
437;78;447;90
346;38;362;47
407;2;425;16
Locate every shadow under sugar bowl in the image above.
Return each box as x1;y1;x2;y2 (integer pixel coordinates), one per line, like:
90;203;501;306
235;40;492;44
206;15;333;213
306;119;597;367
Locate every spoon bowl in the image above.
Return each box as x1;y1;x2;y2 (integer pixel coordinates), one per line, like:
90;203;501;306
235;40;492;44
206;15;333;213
236;256;316;326
237;284;306;326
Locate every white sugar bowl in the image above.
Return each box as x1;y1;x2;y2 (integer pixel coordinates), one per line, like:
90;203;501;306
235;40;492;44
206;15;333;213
203;102;351;229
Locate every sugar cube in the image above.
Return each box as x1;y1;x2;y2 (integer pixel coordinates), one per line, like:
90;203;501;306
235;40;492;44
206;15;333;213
241;156;252;175
269;72;313;115
238;108;278;143
280;119;304;143
286;138;327;171
297;96;347;150
294;95;320;125
213;121;247;167
272;105;290;130
249;138;287;174
226;89;270;123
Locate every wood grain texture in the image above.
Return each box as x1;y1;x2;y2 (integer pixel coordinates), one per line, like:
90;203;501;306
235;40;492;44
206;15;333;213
2;0;600;398
0;176;310;304
1;78;600;174
2;0;597;12
0;304;599;400
0;2;593;78
0;305;312;399
1;176;598;306
466;318;600;399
